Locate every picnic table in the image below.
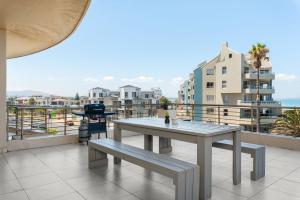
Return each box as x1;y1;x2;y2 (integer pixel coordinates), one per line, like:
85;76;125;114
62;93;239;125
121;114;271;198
113;117;241;200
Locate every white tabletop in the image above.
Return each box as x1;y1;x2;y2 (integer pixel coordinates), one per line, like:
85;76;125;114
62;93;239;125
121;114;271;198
114;117;241;137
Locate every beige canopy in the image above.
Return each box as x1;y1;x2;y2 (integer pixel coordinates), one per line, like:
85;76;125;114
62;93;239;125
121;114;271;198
0;0;91;59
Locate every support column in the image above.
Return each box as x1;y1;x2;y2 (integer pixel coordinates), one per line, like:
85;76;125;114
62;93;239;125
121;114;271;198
0;30;7;153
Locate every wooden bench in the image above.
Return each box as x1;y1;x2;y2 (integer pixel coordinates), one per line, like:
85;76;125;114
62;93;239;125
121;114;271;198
89;139;199;200
212;140;265;181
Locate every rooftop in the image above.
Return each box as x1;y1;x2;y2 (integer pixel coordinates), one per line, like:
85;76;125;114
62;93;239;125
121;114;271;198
1;132;300;200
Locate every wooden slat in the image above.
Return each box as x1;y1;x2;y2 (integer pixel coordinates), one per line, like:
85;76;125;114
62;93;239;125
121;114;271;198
99;139;196;170
90;140;186;177
114;117;240;137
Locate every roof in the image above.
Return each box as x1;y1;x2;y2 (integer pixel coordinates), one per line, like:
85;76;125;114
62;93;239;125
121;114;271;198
119;85;141;89
0;0;91;59
91;87;110;91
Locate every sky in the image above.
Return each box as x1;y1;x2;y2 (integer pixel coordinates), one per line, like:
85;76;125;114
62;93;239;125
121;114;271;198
6;0;300;99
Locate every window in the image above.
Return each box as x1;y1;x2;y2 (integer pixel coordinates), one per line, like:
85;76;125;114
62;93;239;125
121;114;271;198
145;94;149;98
223;109;228;116
206;69;214;75
99;93;103;97
244;67;249;74
260;69;269;74
132;92;137;98
222;66;227;74
206;95;214;101
125;92;128;98
207;108;214;114
93;93;96;98
206;82;214;88
223;95;229;103
222;81;227;88
229;53;232;58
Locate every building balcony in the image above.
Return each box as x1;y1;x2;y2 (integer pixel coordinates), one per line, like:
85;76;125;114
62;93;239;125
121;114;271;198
237;100;281;107
244;72;275;80
244;86;275;94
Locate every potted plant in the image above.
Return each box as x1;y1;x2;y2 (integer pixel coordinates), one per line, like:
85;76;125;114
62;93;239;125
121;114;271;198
165;112;170;124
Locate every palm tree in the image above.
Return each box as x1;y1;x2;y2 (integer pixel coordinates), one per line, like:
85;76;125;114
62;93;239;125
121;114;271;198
248;43;269;132
272;109;300;137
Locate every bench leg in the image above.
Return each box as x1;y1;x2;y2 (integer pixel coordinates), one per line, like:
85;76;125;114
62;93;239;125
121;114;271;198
113;123;122;164
88;146;108;169
144;135;153;151
159;137;172;154
251;148;265;181
174;173;186;200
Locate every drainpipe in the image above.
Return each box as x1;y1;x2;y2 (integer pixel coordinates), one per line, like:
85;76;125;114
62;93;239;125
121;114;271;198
0;30;7;153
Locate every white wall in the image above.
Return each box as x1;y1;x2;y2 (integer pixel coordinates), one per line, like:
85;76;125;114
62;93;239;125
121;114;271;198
119;87;141;100
0;30;7;152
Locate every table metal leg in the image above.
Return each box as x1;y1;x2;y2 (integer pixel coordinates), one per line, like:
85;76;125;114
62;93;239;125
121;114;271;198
197;137;212;200
113;123;122;164
144;135;153;151
233;130;241;185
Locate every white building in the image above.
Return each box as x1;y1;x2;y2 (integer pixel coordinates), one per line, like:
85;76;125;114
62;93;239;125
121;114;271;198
87;85;162;106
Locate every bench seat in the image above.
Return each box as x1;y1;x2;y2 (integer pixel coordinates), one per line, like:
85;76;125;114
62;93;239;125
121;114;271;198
89;139;199;200
213;139;265;180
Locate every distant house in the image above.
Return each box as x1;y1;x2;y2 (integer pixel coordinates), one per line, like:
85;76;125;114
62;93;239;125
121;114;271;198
86;85;162;106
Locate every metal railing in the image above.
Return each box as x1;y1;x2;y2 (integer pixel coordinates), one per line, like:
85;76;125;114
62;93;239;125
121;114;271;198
6;103;296;140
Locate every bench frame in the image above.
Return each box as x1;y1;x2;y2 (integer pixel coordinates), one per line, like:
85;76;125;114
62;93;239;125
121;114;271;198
89;139;199;200
212;140;265;180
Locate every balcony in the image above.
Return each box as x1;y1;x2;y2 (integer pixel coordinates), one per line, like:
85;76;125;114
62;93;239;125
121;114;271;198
1;131;300;200
3;104;300;200
244;86;275;94
237;100;281;107
244;72;275;80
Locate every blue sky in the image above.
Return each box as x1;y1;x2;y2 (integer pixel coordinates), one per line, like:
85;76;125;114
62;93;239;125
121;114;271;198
7;0;300;99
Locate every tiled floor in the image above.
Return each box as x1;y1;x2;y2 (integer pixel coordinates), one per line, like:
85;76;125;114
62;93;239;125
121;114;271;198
1;133;300;200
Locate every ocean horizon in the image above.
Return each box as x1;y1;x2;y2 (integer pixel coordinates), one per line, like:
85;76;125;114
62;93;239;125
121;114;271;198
277;99;300;107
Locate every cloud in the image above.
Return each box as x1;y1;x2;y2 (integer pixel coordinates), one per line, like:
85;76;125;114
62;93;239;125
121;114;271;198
83;77;98;82
48;77;68;81
121;76;155;83
170;77;184;86
102;76;114;81
276;73;298;81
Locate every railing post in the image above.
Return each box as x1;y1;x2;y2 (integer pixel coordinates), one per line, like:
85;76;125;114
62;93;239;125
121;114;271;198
20;108;23;140
251;106;254;132
30;109;33;130
218;106;220;124
15;107;18;136
191;104;195;120
44;108;48;134
124;104;127;118
64;108;67;135
150;103;153;117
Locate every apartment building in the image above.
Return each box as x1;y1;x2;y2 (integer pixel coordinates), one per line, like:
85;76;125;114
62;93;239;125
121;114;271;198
179;42;281;132
88;87;119;106
88;85;162;106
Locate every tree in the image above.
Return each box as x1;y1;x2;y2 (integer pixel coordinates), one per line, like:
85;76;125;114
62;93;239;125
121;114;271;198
28;97;36;106
160;96;170;110
272;109;300;137
248;43;269;132
75;93;80;100
75;92;80;105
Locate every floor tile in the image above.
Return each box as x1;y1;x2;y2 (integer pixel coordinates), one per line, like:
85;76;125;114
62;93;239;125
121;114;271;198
25;181;74;200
